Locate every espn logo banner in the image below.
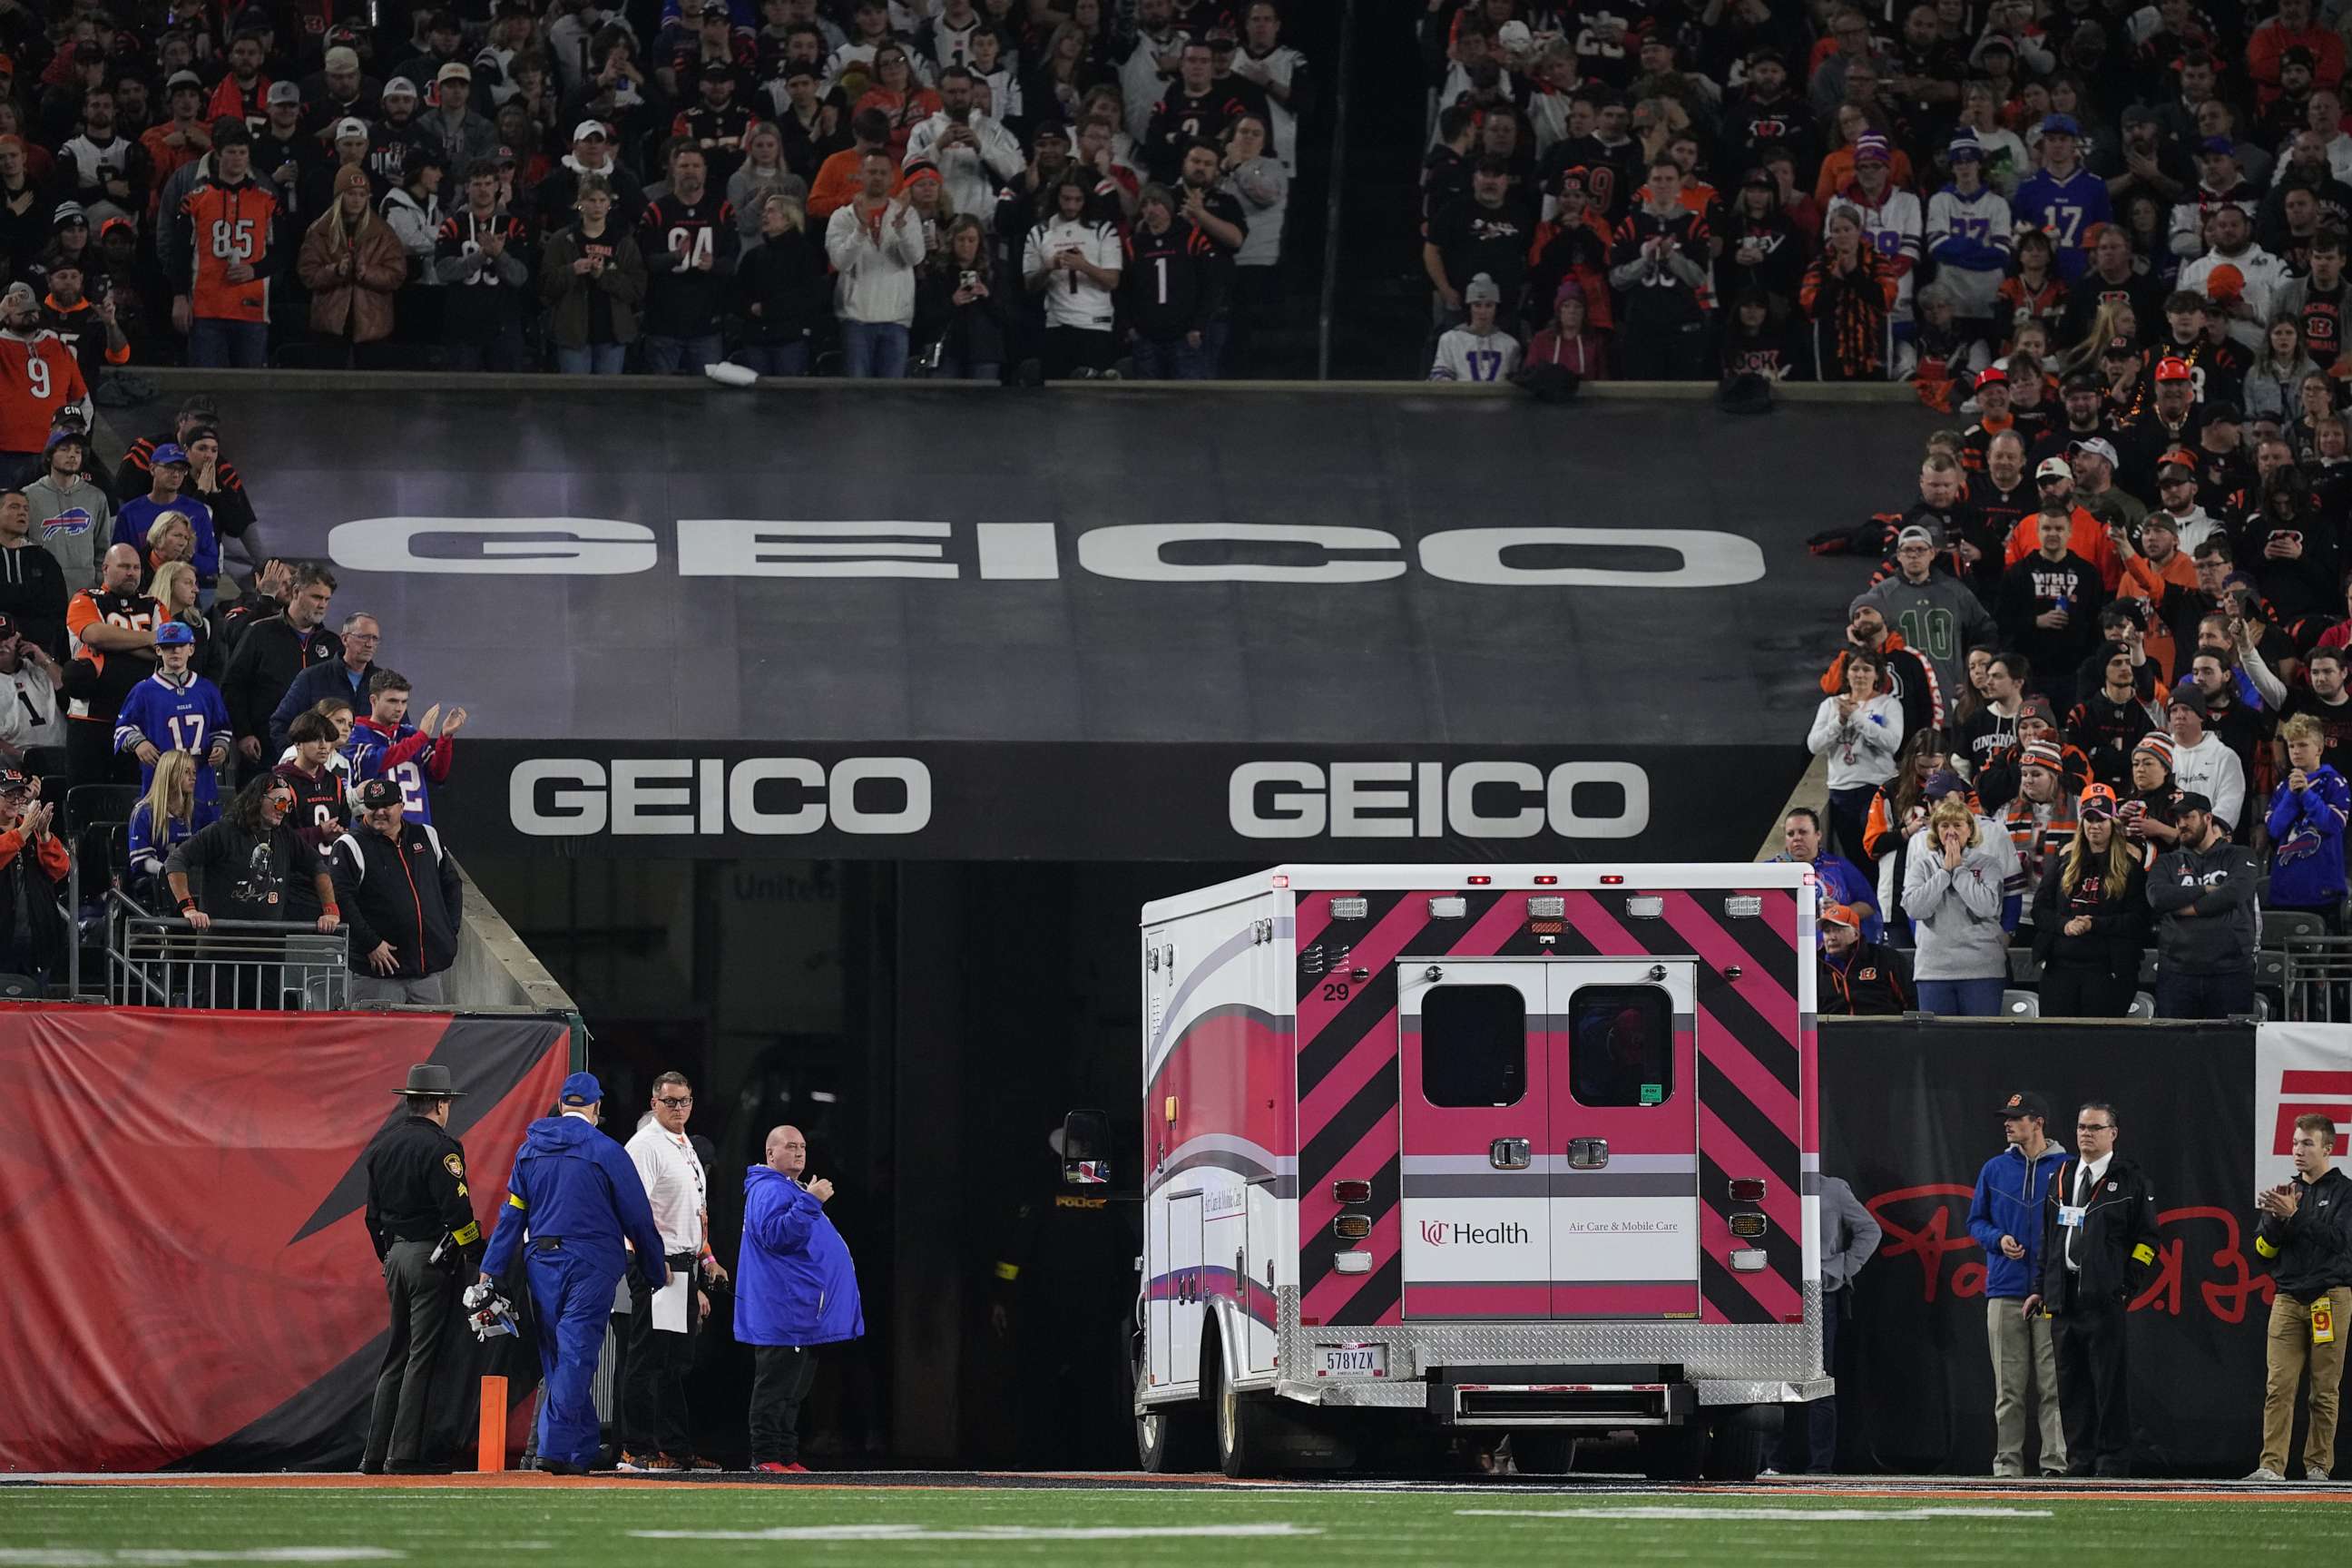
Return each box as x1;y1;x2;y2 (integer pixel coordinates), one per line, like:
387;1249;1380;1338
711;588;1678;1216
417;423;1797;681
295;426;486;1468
2252;1023;2352;1190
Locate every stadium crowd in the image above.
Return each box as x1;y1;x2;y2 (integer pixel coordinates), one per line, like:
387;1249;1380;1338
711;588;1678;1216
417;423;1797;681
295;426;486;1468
1416;0;2352;385
0;391;462;1001
0;0;1307;382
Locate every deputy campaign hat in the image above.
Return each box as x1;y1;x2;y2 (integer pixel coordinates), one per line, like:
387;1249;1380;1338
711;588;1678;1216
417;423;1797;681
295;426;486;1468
560;1072;603;1106
1997;1090;2051;1121
395;1063;466;1098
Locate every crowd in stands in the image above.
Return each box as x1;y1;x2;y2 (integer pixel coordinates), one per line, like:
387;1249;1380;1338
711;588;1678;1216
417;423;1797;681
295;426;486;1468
1793;364;2352;1018
0;393;464;1003
0;0;1308;382
1416;0;2352;387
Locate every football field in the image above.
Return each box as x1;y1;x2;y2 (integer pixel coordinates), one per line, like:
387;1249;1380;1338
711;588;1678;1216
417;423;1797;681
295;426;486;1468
2;1475;2344;1566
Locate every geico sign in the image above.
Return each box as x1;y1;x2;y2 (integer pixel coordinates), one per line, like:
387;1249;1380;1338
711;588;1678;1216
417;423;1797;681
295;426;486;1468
1231;761;1649;839
326;518;1765;587
513;758;932;836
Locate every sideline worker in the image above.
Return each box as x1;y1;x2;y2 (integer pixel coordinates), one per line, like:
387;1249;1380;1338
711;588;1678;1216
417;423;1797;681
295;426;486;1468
621;1071;727;1471
738;1124;864;1474
477;1072;669;1475
359;1062;480;1475
2024;1101;2157;1478
2249;1112;2352;1482
1966;1090;2071;1477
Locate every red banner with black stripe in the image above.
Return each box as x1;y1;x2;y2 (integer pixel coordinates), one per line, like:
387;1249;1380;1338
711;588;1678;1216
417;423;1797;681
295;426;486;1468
0;1004;568;1472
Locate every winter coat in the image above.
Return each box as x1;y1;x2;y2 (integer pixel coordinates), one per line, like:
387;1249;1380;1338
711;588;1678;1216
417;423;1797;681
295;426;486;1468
1967;1140;2072;1298
2149;833;2262;975
2034;1152;2159;1308
296;210;408;343
1818;939;1912;1015
539;222;647;348
478;1112;671;1284
913;265;1012;367
735;1162;865;1347
2264;763;2350;908
733;230;832;347
2031;851;2149;980
328;818;463;979
1902;827;2009;980
2254;1166;2352;1299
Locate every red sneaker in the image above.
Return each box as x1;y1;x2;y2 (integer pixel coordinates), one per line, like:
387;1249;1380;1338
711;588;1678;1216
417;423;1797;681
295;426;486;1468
752;1462;789;1474
782;1463;810;1474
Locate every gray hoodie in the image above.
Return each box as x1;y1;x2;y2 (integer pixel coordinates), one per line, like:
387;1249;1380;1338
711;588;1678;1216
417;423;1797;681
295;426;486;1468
1902;825;2010;981
2148;833;2261;975
23;471;108;592
1853;569;1998;708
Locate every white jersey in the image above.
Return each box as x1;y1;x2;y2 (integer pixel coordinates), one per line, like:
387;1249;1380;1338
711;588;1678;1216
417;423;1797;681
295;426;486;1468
1121;30;1186;142
1824;186;1924;322
2178;245;2294;349
0;659;61;751
1230;43;1306;170
1024;215;1122;329
1924;185;2014;321
1429;327;1522;383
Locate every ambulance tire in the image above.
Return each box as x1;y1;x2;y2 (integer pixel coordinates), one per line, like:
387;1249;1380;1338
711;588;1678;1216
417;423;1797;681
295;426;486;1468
1209;1327;1271;1478
1700;1406;1779;1483
1512;1432;1576;1475
1636;1425;1706;1481
1135;1344;1208;1473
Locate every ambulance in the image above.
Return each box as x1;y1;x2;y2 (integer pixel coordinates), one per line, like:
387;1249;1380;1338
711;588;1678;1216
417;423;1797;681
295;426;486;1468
1064;863;1827;1478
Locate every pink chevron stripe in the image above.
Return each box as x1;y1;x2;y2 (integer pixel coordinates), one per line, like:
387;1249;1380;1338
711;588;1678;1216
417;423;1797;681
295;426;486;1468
1699;1100;1801;1241
1302;1114;1400;1320
1298;896;1427;1049
1298;1007;1396;1151
1298;1109;1400;1275
1692;999;1801;1142
1656;891;1799;1047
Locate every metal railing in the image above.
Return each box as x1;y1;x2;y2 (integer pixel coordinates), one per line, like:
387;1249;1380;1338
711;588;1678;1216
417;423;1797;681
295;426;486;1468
2278;936;2352;1022
103;889;351;1011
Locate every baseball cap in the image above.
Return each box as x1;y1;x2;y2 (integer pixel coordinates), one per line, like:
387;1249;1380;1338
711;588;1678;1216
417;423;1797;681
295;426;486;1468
1924;769;1970;800
357;776;403;809
2206;400;2244;424
334;116;369;142
2079;782;2119;818
1739;166;1771;190
2175;789;2216;816
0;765;28;795
2020;739;2064;773
150;442;189;466
2286;44;2318;68
2199;134;2235;156
2062;369;2102;394
2154;355;2193;382
1997;1091;2051;1121
559;1071;603;1106
436;60;472;83
1558;164;1594;192
2102;336;2139;360
1818;903;1861;930
2041;113;2082;138
383;76;419;99
1465;272;1502;305
700;57;733;79
2159;446;2200;471
1894;525;1936;550
267;80;300;106
152;622;194;646
573;118;609;142
1033;122;1071;145
166;68;203;92
1976;365;2009;389
44;425;86;453
323;45;360;72
2069;436;2121;466
2035;456;2073;480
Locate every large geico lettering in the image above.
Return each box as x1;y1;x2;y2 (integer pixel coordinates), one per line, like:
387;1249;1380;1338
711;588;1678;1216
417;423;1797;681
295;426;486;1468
514;758;932;836
1230;761;1650;839
328;519;1765;587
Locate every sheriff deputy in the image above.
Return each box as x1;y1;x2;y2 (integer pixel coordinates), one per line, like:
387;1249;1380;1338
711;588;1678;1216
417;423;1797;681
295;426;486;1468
360;1062;483;1475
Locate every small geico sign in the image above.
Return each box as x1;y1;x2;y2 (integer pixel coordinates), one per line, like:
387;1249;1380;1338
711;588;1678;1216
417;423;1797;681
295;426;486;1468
326;518;1766;588
1231;760;1650;840
512;757;932;837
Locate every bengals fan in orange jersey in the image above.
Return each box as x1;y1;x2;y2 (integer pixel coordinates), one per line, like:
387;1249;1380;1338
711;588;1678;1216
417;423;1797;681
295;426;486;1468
0;282;89;478
166;120;281;368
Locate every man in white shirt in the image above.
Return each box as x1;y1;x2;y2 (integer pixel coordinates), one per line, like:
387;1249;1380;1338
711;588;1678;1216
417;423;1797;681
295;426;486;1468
2166;691;2246;831
1231;0;1307;171
2177;204;2292;350
1121;0;1187;142
621;1071;727;1471
904;67;1024;231
1023;172;1122;377
0;613;62;764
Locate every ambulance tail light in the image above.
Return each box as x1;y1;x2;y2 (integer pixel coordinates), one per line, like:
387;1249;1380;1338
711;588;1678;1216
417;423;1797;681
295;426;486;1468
1331;1180;1372;1204
1534;875;1558;884
1729;1177;1769;1202
1332;1214;1372;1240
1600;875;1625;885
1729;1212;1770;1239
1467;875;1491;885
1427;897;1467;918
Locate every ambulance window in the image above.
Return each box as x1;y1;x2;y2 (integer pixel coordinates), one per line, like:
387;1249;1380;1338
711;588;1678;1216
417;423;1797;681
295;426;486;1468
1421;986;1525;1108
1566;987;1672;1108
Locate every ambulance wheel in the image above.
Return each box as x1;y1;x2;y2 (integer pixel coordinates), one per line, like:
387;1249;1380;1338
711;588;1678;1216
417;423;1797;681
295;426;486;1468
1637;1425;1705;1482
1700;1406;1780;1483
1211;1351;1269;1479
1135;1348;1208;1472
1512;1432;1576;1475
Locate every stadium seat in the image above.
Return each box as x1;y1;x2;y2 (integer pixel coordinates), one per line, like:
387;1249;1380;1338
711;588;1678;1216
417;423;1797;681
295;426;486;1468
2126;991;2155;1020
0;973;39;998
65;784;138;832
2002;990;2039;1019
2006;946;2042;983
2264;909;2327;946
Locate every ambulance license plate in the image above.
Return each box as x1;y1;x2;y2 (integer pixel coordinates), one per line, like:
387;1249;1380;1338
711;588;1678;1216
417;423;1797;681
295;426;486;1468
1314;1343;1386;1377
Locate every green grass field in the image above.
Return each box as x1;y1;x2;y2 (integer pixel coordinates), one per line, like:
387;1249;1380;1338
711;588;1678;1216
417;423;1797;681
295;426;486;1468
1;1483;2346;1567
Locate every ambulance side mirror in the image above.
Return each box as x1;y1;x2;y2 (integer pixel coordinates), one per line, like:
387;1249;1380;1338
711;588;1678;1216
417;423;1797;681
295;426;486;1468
1060;1109;1112;1186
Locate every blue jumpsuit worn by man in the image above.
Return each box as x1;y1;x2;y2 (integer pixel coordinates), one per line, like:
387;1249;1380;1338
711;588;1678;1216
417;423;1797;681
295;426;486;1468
477;1072;670;1475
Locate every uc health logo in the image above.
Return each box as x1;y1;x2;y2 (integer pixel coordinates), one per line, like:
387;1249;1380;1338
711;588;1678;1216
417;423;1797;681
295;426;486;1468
1420;1220;1449;1246
1419;1219;1533;1246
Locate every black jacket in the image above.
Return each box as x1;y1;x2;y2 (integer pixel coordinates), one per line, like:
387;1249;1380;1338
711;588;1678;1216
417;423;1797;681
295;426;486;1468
1818;940;1912;1015
329;818;462;979
2255;1165;2352;1299
362;1113;481;1263
2036;1151;2159;1309
0;539;67;658
913;265;1011;368
2149;835;2262;975
2032;853;2149;978
220;613;342;749
732;230;830;347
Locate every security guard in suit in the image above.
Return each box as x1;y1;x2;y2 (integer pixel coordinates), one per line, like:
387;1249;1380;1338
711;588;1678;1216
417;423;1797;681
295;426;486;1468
477;1072;670;1475
361;1062;483;1474
2024;1100;2159;1477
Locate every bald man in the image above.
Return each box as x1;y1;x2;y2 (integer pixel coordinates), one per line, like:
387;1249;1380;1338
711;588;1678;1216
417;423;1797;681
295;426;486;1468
64;543;159;786
736;1124;863;1473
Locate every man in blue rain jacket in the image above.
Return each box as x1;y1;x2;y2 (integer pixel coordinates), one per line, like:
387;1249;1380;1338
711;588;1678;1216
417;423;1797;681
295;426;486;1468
478;1072;670;1475
737;1123;864;1472
1965;1089;2074;1478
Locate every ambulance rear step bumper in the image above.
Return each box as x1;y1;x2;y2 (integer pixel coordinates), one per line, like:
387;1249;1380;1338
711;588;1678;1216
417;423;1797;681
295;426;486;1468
1429;1367;1698;1428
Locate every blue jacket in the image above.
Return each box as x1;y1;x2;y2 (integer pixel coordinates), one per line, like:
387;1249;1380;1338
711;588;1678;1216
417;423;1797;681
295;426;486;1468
479;1112;671;1287
266;657;376;755
735;1164;865;1347
1966;1140;2072;1298
2266;764;2350;909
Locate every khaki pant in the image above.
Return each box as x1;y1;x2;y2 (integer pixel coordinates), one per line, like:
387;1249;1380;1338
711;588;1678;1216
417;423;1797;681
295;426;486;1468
2260;1286;2352;1476
1987;1298;2067;1475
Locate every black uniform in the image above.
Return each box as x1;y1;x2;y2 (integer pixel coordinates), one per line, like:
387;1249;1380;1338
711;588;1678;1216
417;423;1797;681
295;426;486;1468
2034;1148;2158;1475
360;1111;480;1472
